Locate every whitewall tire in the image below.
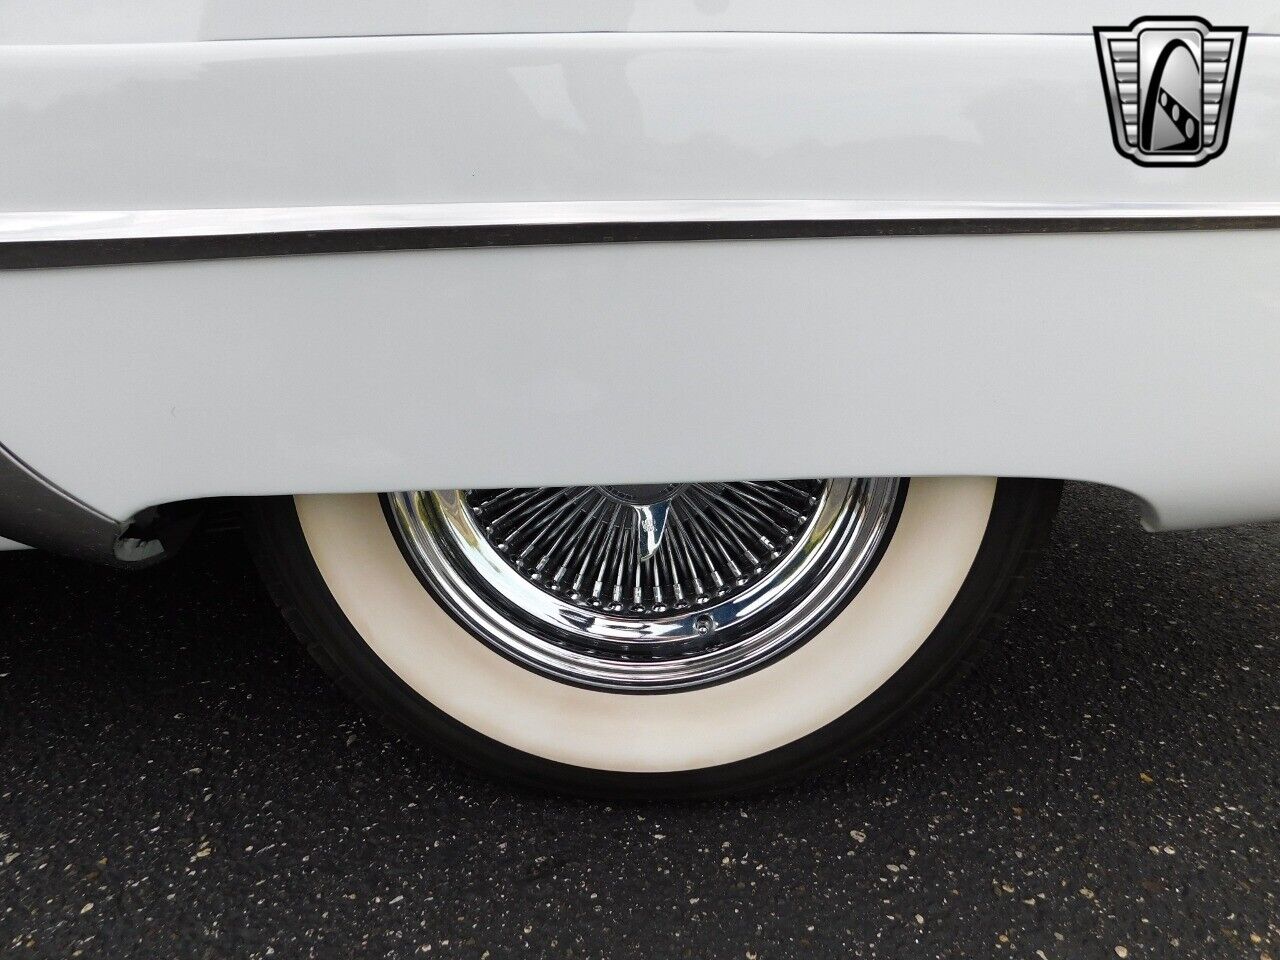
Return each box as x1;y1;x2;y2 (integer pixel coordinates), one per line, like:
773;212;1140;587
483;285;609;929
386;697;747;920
248;477;1059;797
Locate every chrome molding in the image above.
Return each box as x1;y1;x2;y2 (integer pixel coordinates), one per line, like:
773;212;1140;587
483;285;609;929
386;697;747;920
2;200;1279;269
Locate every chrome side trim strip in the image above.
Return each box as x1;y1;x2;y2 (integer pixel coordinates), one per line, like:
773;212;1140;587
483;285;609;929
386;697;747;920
0;440;124;561
2;200;1279;269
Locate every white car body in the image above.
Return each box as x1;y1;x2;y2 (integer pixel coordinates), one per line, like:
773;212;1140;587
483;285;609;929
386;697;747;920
2;1;1278;562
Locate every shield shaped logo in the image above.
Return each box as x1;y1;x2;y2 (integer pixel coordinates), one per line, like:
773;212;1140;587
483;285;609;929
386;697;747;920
1095;16;1246;166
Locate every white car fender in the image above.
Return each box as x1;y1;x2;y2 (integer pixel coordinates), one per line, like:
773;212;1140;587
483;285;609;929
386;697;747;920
1;12;1277;558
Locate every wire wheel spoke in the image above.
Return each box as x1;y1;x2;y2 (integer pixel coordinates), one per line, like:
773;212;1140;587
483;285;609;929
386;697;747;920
465;481;826;616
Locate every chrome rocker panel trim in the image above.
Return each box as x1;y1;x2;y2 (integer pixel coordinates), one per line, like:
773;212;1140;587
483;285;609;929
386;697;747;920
3;201;1280;269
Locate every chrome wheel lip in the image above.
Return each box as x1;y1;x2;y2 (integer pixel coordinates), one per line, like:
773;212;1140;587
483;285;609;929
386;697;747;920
386;478;903;693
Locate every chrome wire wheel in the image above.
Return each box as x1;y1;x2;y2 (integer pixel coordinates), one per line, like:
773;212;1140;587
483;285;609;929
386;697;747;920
386;478;903;692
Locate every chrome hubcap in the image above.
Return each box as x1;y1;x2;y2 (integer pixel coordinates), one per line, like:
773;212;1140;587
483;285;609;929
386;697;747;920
387;478;903;691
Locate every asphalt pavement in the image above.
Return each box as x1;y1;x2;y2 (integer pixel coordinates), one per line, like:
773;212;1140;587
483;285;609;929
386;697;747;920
1;483;1277;959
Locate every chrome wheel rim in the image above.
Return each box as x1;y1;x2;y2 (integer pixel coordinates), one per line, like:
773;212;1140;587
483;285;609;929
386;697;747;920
387;478;903;692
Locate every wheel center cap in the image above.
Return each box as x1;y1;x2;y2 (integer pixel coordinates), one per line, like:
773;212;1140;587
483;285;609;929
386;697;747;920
598;484;686;559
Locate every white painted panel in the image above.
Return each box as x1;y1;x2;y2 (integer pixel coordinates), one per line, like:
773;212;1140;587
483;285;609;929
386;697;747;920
0;1;1277;44
1;229;1278;530
0;33;1277;214
1;30;1277;533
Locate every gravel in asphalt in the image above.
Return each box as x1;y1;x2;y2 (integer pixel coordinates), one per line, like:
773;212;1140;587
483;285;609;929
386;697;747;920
0;483;1277;958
